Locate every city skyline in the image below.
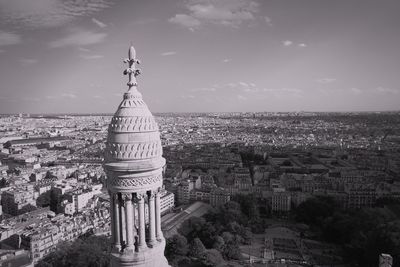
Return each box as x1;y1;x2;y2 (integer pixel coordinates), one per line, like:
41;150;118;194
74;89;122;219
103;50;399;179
0;0;400;114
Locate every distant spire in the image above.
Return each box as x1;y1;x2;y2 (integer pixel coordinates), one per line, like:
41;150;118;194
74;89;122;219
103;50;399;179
123;45;141;91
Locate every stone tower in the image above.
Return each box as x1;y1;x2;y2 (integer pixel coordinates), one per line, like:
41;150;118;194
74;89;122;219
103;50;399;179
103;46;170;267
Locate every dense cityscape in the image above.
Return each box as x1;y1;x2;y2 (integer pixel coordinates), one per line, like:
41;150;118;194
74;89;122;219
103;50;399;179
0;111;399;267
1;1;400;266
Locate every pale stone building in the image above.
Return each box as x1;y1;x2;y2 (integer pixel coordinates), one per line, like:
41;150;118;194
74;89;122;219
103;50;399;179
210;188;231;207
103;46;170;267
271;192;291;212
159;188;175;215
1;184;36;216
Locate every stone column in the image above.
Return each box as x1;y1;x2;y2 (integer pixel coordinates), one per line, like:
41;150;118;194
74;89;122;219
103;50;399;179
137;193;147;250
112;193;121;252
148;191;157;246
155;188;163;241
132;200;137;236
124;193;135;252
120;196;126;247
109;191;115;243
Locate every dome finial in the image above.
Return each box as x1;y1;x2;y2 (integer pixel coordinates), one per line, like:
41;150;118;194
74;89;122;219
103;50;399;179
123;44;141;91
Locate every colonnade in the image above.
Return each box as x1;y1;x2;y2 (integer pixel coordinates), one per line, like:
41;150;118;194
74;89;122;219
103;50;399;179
109;188;163;253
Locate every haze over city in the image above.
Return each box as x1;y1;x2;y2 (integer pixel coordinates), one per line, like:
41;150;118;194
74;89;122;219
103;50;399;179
0;0;399;113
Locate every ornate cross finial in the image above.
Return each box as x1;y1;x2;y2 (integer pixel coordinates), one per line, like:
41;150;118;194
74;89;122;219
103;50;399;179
123;45;141;91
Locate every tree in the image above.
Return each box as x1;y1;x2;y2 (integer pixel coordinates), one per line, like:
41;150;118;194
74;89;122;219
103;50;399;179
294;196;339;225
35;262;52;267
174;256;192;267
223;242;242;260
178;217;217;248
221;232;234;244
189;238;206;258
212;236;225;252
165;234;189;259
217;201;247;226
36;191;51;207
345;211;400;267
179;217;206;238
235;194;260;220
35;236;110;267
200;249;224;267
0;178;9;188
242;227;252;245
321;212;355;244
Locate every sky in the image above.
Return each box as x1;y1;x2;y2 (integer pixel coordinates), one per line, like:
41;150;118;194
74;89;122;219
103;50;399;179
0;0;399;114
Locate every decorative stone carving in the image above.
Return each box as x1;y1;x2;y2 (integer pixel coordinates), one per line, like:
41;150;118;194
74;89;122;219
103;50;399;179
109;116;159;133
148;190;156;200
122;193;133;202
108;173;162;188
106;141;162;160
135;192;146;201
123;46;140;89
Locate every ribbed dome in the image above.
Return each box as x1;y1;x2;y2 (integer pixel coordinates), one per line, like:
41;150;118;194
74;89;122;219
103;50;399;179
104;88;164;172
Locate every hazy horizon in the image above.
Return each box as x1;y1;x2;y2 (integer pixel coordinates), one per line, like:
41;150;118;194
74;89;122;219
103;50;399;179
2;110;400;117
1;0;399;114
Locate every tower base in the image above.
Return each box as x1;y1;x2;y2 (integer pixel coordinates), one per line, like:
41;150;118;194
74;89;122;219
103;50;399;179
110;239;170;267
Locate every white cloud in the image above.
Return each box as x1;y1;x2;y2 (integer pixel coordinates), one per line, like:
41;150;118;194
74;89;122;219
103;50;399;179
263;87;303;97
169;0;259;29
222;58;231;63
161;51;177;56
376;87;399;94
132;18;158;25
350;87;362;95
0;31;21;46
281;88;303;94
19;58;38;66
282;41;307;48
23;97;41;102
227;83;237;88
46;93;79;100
80;54;104;59
191;87;217;92
265;16;272;26
283;40;293;46
78;47;91;52
169;14;201;30
49;29;107;48
243;87;259;93
61;93;77;99
91;17;107;28
316;78;336;84
192;82;266;96
195;82;263;94
0;0;113;28
181;95;196;99
237;94;247;100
